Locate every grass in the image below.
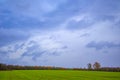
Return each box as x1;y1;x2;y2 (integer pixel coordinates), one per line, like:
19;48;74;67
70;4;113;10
0;70;120;80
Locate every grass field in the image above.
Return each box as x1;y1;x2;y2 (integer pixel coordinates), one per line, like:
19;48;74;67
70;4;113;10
0;70;120;80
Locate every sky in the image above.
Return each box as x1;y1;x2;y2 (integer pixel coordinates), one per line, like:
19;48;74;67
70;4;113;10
0;0;120;68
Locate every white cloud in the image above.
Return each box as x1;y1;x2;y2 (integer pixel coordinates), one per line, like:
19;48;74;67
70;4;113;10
1;19;120;67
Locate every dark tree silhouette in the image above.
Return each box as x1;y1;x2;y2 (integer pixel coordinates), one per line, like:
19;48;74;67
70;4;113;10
87;63;92;69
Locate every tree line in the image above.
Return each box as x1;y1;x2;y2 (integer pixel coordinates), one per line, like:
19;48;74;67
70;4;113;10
0;63;68;70
87;62;120;72
0;62;120;72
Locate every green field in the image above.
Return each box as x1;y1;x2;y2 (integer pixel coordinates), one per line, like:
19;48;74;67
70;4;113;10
0;70;120;80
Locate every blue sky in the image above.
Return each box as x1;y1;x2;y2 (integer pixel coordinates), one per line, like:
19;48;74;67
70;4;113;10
0;0;120;68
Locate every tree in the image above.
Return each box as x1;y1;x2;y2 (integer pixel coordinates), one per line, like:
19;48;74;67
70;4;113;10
87;63;92;69
0;63;7;70
93;62;101;70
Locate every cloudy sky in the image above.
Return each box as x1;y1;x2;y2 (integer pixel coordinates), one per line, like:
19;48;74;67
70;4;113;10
0;0;120;68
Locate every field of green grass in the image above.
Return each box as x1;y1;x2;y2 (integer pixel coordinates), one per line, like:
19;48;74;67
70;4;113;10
0;70;120;80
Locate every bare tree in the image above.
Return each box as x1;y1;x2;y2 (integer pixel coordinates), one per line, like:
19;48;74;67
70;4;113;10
93;62;101;69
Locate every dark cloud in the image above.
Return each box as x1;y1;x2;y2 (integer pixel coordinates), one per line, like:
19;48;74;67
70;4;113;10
0;0;96;30
1;0;119;31
91;0;120;14
86;41;120;50
0;12;43;30
0;29;29;46
80;33;90;37
67;19;94;30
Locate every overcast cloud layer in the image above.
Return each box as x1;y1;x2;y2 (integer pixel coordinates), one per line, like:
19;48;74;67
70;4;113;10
0;0;120;68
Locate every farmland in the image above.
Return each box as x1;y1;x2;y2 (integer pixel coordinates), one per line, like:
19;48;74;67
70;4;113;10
0;70;120;80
